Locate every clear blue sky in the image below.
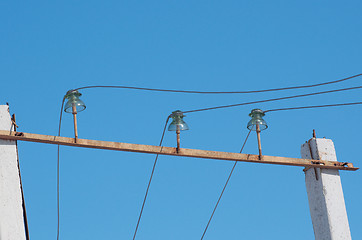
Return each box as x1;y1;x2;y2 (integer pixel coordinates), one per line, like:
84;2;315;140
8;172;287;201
1;1;361;239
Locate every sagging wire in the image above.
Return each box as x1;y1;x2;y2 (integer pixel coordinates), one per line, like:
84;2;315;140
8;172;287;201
56;92;170;240
200;128;252;240
54;73;362;239
72;73;362;94
56;96;66;240
183;85;362;114
263;101;362;113
132;115;171;240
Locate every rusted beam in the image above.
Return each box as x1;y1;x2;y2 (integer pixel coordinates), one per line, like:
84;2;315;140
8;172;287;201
0;130;358;171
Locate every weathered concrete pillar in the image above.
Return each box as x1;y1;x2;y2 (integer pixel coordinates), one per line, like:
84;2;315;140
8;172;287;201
0;105;26;240
301;138;351;240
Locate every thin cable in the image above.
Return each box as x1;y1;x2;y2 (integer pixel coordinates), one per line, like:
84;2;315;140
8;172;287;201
56;97;65;240
12;114;31;240
132;115;171;240
72;73;362;94
183;85;362;114
200;129;252;240
264;101;362;113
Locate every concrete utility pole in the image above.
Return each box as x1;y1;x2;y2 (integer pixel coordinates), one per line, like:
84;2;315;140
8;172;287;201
301;137;352;240
0;105;27;240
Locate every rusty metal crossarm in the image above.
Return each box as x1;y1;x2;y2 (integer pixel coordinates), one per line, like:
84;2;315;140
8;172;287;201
0;130;358;171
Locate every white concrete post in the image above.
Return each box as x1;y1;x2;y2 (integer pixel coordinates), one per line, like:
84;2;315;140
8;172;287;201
0;105;26;240
301;138;351;240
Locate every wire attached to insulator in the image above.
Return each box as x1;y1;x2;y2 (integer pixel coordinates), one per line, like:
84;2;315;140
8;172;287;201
264;101;362;113
56;97;66;240
200;128;252;240
132;115;171;240
183;85;362;114
72;73;362;95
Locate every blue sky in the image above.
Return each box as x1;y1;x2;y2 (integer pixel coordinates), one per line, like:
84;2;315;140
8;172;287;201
1;1;362;239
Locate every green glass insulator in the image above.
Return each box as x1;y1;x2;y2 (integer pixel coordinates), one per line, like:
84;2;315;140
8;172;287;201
168;110;189;131
247;109;268;131
64;90;86;113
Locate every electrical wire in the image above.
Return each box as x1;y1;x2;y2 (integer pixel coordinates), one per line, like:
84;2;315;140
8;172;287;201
54;75;362;239
56;97;66;240
264;101;362;113
55;96;170;240
200;129;252;240
72;73;362;94
183;85;362;114
12;114;31;240
132;115;171;240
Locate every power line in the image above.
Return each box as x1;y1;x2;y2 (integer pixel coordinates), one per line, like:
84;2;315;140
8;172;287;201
183;85;362;114
200;129;252;240
264;101;362;113
132;115;171;240
54;74;362;240
55;96;170;240
73;73;362;94
56;97;66;240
